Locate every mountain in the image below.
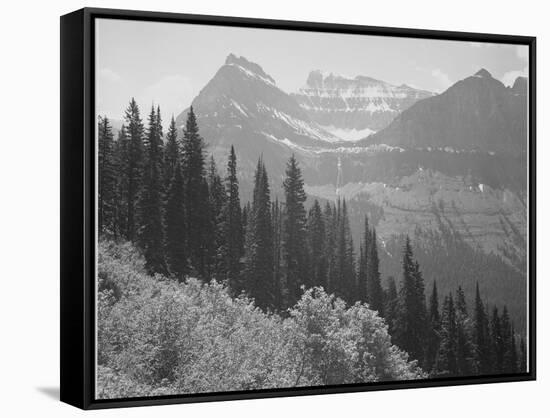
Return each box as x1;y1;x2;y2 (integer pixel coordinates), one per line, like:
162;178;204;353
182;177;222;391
175;54;342;190
367;69;528;155
292;70;433;141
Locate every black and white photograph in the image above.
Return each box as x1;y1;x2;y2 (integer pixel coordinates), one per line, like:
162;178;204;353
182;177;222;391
93;15;532;401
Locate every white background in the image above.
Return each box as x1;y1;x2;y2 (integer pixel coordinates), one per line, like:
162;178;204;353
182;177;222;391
0;0;546;416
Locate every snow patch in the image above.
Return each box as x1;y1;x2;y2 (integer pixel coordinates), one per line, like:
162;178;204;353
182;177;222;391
227;63;276;87
320;126;376;142
256;103;340;144
261;131;403;155
230;99;248;117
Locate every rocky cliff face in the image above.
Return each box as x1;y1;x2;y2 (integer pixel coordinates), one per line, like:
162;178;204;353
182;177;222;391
292;70;433;140
305;167;526;271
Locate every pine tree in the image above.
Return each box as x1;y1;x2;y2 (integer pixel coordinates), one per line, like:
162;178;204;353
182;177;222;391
413;261;428;336
272;198;284;310
243;158;274;310
455;286;473;375
282;155;308;307
343;201;356;303
473;282;491;374
501;306;516;373
357;216;371;303
490;306;504;373
222;146;244;293
384;276;399;336
206;156;227;280
163;116;179;189
306;199;326;290
121;98;144;241
394;236;426;366
164;160;187;280
112;126;128;240
137;106;167;275
436;294;458;376
323;202;337;295
332;200;355;302
98;116;116;235
181;107;209;278
366;228;384;315
425;280;441;373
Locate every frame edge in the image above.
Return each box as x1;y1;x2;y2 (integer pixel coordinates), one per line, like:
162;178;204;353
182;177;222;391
60;8;89;410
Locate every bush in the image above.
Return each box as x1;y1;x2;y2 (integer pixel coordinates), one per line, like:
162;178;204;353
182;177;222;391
97;240;424;399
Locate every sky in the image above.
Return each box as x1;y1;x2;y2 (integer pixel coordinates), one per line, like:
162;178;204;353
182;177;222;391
96;18;529;126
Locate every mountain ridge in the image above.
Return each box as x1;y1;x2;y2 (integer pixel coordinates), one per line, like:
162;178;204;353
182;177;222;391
292;69;434;138
366;69;528;155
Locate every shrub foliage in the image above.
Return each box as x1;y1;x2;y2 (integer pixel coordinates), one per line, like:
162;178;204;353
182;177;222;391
97;240;424;399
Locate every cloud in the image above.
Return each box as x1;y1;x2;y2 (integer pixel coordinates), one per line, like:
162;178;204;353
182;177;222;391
501;66;528;87
98;67;122;83
431;68;452;92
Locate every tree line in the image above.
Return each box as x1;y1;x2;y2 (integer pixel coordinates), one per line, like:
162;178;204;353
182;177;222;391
98;98;527;378
385;237;527;376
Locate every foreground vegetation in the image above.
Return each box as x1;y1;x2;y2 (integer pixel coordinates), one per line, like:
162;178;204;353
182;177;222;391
97;240;424;399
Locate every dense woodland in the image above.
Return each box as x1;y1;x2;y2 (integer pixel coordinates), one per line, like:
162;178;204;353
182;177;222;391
97;99;527;395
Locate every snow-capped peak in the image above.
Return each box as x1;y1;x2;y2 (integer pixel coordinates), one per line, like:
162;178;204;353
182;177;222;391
224;53;276;86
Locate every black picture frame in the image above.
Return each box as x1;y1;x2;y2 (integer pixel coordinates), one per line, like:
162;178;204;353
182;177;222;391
60;7;537;410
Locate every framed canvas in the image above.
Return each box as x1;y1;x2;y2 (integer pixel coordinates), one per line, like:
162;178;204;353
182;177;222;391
60;7;536;410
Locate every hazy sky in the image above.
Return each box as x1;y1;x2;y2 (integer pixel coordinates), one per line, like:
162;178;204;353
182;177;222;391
96;18;528;125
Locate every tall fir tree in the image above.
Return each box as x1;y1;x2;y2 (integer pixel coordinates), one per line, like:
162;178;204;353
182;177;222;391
163;116;179;189
394;236;427;366
455;286;474;375
332;200;355;302
501;306;516;373
98;116;116;235
435;294;458;376
357;216;371;303
181;107;209;278
425;280;441;373
366;228;384;315
282;155;308;308
306;199;326;290
473;282;492;374
490;306;504;373
323;202;337;295
243;158;274;310
222;146;244;293
164;160;187;280
272;198;284;310
206;156;227;280
121;98;144;241
112;126;128;240
137;106;167;275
